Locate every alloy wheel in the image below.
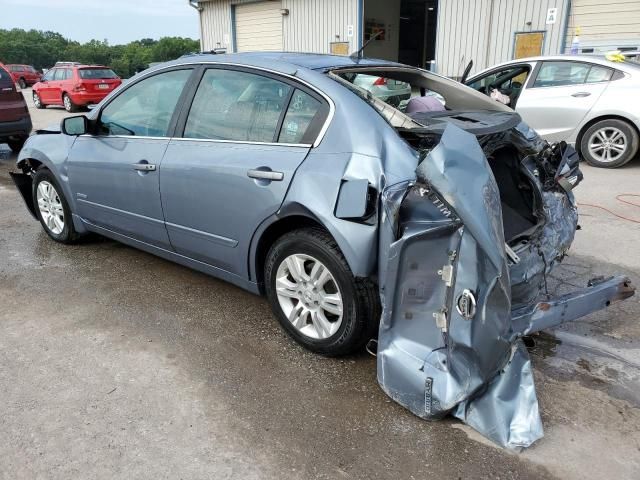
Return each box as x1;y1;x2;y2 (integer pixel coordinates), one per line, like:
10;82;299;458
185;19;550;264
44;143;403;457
33;92;41;108
63;95;72;112
588;127;627;164
275;254;343;340
36;181;65;235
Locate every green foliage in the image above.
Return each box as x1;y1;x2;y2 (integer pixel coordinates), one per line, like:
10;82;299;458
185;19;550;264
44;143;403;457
0;28;200;78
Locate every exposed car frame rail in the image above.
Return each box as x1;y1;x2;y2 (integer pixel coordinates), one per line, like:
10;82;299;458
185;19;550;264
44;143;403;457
512;275;635;337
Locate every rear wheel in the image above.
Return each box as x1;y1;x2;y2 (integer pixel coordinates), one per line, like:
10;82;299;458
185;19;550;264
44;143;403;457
33;91;44;109
63;93;78;113
580;119;639;168
32;169;80;243
7;137;26;153
264;228;379;356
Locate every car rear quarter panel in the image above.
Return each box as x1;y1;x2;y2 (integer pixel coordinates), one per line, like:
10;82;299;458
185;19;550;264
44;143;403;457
257;68;418;280
577;76;640;140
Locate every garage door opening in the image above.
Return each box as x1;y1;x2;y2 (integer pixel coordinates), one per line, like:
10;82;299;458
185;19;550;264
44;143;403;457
362;0;438;68
234;1;283;52
399;0;438;68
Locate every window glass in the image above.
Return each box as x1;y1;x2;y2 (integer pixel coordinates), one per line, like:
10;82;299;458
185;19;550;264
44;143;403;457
64;69;73;80
0;68;11;82
467;67;523;90
279;89;322;144
80;68;119;79
533;62;591;87
586;65;613;83
42;70;55;81
99;69;191;137
53;69;66;81
184;69;292;142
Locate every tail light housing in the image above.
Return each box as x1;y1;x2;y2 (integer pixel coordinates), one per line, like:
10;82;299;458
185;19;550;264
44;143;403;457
373;77;387;86
73;82;87;92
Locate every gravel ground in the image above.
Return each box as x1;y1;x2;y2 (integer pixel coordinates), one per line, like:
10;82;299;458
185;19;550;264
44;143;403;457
1;90;639;479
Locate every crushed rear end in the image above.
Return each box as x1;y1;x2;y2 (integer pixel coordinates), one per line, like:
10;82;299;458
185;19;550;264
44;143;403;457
376;112;634;448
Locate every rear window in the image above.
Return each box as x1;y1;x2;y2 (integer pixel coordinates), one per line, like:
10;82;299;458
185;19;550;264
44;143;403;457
79;68;118;79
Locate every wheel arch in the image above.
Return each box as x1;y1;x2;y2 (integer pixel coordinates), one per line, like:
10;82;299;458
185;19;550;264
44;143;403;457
576;114;640;155
250;207;343;294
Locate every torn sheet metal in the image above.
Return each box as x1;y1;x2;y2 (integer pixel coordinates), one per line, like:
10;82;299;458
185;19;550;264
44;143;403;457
376;123;635;449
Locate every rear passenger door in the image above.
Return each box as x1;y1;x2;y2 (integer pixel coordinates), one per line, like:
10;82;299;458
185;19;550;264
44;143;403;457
160;66;329;277
516;61;612;142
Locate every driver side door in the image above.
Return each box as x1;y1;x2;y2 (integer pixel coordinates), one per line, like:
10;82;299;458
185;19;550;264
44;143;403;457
67;68;194;249
465;64;532;107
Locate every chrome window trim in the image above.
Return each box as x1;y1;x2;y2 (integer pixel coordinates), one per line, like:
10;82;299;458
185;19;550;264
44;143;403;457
97;61;335;148
78;134;312;148
171;137;312;148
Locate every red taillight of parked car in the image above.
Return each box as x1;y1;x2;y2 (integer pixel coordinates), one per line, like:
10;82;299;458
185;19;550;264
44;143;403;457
73;82;87;92
373;77;388;86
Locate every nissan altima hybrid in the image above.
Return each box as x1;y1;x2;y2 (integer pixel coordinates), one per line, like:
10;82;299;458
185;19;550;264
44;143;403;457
10;52;634;449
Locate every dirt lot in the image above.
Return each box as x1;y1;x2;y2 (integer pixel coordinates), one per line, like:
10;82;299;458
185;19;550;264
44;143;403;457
1;90;639;479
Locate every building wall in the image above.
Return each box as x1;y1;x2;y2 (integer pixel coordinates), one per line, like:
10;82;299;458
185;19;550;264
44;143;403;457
565;0;640;53
434;0;570;77
198;0;359;55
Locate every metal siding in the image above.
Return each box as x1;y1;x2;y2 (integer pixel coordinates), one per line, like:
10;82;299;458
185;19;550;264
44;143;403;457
566;0;640;51
199;0;358;55
435;0;570;77
282;0;358;54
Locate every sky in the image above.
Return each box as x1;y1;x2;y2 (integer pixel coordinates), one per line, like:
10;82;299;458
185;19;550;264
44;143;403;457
0;0;200;44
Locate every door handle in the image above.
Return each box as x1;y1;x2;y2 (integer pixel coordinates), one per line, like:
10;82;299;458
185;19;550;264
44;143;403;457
132;163;156;171
247;169;284;181
571;92;591;98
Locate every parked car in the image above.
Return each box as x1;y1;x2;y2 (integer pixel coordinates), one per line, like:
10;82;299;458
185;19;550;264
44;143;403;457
0;63;32;152
10;53;634;448
5;64;41;88
32;64;122;112
350;73;411;106
464;55;640;168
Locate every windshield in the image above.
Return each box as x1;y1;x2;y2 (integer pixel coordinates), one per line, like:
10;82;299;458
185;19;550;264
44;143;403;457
79;68;119;79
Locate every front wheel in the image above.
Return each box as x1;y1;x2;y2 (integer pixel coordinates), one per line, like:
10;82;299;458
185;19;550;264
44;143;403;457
18;78;27;89
33;91;44;109
264;228;379;356
32;169;80;243
580;119;639;168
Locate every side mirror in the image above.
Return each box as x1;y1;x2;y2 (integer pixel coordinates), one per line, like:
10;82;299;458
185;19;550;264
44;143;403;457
61;115;89;136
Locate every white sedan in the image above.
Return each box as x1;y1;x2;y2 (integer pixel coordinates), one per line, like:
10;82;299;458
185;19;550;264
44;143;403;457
465;55;640;168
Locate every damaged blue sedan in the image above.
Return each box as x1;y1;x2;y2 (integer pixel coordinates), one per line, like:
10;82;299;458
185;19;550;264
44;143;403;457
11;53;635;449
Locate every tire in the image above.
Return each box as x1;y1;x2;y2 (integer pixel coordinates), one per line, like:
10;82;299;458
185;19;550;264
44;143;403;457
63;93;78;113
33;91;45;109
7;137;26;153
18;78;27;89
32;168;80;244
264;228;380;356
580;119;639;168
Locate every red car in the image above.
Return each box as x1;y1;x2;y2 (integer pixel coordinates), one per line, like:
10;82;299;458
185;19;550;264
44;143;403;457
5;64;41;88
32;64;122;112
0;63;32;152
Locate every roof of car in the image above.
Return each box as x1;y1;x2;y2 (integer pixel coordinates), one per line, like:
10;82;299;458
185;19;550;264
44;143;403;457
473;54;640;75
163;51;403;74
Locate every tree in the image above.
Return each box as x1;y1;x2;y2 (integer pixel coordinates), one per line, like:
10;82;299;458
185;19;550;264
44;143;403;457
0;28;200;77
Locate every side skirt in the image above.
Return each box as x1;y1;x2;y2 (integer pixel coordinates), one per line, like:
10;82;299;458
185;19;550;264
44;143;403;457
84;220;261;295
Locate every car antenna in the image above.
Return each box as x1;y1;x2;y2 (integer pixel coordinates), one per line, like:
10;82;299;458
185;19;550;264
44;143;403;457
350;30;384;61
